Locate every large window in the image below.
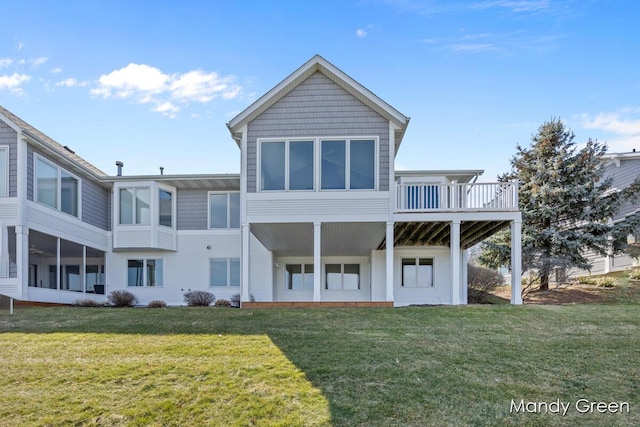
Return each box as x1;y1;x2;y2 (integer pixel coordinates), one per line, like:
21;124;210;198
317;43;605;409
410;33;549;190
321;139;375;190
0;146;8;197
128;259;163;287
209;193;240;229
210;258;240;287
286;264;314;291
325;263;360;290
36;157;79;217
158;189;173;227
119;188;150;225
402;258;434;287
260;140;314;191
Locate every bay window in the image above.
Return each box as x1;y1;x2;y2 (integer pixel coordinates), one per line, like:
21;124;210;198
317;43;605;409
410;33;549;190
119;188;150;225
158;189;173;227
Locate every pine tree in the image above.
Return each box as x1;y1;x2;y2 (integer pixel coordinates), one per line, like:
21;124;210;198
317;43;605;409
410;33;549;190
479;119;640;291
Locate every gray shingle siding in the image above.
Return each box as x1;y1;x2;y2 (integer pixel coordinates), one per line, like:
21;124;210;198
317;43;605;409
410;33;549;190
605;159;640;219
82;179;110;230
177;189;209;230
0;121;18;197
246;72;390;193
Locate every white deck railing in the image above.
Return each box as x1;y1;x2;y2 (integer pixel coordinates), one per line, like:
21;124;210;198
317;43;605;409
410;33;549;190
396;181;519;212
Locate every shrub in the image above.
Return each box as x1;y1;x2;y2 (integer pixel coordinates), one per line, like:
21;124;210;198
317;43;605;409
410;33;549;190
72;299;102;307
627;268;640;280
147;300;167;308
577;275;597;285
230;293;255;308
184;291;215;307
467;264;504;304
230;294;241;308
214;299;231;307
108;290;138;307
595;277;616;288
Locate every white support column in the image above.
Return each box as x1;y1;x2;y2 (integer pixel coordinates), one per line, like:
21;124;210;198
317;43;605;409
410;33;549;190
510;219;523;305
15;226;28;299
450;220;461;305
461;249;469;305
82;246;87;294
56;237;61;292
313;222;321;302
241;224;250;303
385;221;394;302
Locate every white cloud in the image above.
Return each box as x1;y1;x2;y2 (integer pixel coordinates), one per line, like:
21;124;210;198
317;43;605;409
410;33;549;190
55;77;89;88
356;28;367;38
51;67;63;74
0;58;13;68
0;73;31;94
579;110;640;153
470;0;550;12
31;57;48;67
91;63;241;116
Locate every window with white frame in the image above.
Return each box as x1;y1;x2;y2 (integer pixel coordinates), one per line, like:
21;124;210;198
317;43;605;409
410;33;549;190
36;157;80;217
127;259;163;287
209;192;240;229
285;264;314;291
158;189;173;227
260;139;314;191
119;187;150;225
321;139;375;190
325;263;360;290
401;258;434;287
210;258;240;287
0;146;8;197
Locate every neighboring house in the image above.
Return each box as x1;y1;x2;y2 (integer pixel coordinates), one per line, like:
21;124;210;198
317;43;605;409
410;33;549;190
581;151;640;275
0;55;523;307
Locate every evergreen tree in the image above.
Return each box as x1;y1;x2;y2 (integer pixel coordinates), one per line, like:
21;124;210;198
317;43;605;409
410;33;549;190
479;119;640;291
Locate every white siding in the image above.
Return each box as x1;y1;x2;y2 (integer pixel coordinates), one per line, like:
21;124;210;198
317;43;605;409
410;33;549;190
26;202;109;250
107;231;241;306
246;192;389;223
248;234;274;302
393;247;452;306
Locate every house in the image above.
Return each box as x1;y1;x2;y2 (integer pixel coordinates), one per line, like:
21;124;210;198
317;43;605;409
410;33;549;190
0;55;523;308
581;151;640;275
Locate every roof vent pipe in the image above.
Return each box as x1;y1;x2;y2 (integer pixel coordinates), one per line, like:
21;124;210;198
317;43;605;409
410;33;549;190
160;167;164;175
633;148;637;153
116;161;124;176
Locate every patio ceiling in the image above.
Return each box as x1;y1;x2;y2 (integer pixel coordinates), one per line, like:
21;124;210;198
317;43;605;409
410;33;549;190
378;220;511;250
250;222;386;257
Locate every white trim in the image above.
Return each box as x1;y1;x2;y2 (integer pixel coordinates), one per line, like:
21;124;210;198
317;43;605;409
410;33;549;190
0;146;9;198
33;153;82;219
207;191;241;229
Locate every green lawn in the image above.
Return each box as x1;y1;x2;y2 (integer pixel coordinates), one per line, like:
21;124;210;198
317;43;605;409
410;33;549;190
1;305;639;426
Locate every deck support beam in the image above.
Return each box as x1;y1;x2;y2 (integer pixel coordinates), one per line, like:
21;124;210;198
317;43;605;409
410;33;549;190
313;222;321;302
510;219;523;304
450;220;461;305
241;224;250;303
385;221;394;302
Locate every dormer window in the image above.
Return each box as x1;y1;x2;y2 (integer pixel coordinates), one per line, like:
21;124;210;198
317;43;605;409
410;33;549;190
35;156;80;217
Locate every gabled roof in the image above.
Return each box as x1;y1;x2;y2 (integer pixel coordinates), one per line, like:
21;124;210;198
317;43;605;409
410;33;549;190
227;54;410;147
0;105;107;178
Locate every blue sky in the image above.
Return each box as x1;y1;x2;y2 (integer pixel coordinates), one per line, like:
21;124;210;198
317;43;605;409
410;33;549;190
1;0;639;181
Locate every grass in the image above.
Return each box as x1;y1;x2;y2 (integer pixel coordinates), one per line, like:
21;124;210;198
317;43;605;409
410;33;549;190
1;305;639;426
